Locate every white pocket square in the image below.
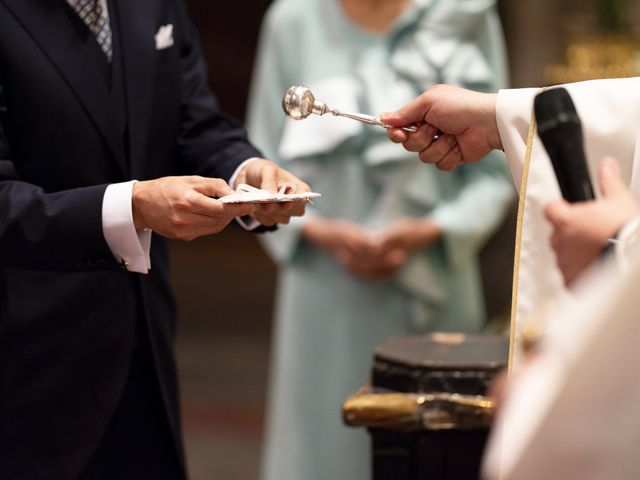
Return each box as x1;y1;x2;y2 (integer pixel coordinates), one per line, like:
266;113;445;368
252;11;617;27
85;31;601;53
155;24;174;50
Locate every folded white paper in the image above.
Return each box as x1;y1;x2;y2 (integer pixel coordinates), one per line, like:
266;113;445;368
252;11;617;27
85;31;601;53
220;183;321;204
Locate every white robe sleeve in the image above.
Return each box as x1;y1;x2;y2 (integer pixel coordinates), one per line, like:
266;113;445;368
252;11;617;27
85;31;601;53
483;240;640;480
482;77;640;479
495;77;640;343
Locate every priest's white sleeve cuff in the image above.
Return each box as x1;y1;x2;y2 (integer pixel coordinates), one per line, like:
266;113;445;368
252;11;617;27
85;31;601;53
229;157;262;231
496;88;540;192
102;180;152;274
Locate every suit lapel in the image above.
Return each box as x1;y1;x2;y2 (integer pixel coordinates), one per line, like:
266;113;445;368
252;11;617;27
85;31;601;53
113;0;159;180
2;0;128;177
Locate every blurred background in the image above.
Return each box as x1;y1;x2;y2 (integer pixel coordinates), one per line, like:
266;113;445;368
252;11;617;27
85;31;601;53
174;0;640;478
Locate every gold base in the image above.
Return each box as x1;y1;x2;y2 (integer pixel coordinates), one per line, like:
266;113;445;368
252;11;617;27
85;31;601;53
342;386;495;431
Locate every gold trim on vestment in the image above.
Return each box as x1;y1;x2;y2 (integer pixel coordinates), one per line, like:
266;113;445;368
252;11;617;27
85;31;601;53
508;90;544;373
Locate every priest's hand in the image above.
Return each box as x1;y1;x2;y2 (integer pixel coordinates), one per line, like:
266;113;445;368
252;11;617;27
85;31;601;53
234;158;311;227
381;85;501;171
132;176;257;241
545;157;640;285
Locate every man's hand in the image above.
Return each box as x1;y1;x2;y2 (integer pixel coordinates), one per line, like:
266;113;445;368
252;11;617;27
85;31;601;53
234;158;311;226
545;157;640;285
380;85;501;171
132;176;256;241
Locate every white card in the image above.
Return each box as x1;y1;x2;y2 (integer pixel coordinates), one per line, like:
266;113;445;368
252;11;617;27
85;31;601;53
220;184;321;204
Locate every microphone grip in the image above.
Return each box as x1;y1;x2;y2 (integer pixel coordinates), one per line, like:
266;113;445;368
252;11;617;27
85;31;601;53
540;124;595;202
535;88;595;203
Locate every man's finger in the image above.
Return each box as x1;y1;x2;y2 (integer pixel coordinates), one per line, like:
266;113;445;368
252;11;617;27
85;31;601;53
253;207;295;224
264;204;305;218
549;230;561;252
258;166;279;194
418;134;456;165
179;191;225;215
194;178;235;198
402;123;438;152
380;91;432;127
387;127;410;144
280;180;311;194
167;211;236;240
275;201;306;217
599;156;626;199
222;202;258;218
435;142;463;172
544;200;570;227
187;215;236;238
187;193;255;218
253;213;276;227
254;203;295;217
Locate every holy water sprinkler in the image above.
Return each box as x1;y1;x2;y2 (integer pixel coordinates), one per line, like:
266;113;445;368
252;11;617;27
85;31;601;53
282;85;417;133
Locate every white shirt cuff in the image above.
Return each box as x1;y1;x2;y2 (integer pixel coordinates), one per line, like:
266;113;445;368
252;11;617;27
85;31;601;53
228;157;261;190
229;157;262;231
102;180;152;274
236;216;261;230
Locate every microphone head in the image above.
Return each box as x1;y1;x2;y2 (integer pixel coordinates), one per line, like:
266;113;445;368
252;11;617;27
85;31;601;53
534;87;581;134
534;87;595;202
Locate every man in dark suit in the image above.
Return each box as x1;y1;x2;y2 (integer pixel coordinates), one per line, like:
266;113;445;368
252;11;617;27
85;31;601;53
0;1;308;478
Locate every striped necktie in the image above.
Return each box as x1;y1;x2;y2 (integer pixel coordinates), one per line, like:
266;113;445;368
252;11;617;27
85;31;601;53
66;0;113;62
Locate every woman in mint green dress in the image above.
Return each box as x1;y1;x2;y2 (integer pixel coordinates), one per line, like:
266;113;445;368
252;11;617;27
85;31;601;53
247;1;514;479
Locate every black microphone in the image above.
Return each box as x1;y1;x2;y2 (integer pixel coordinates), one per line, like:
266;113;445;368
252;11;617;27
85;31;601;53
534;88;595;202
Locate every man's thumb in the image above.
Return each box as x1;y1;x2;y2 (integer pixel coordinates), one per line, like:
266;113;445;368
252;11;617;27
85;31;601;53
600;157;626;199
381;93;430;127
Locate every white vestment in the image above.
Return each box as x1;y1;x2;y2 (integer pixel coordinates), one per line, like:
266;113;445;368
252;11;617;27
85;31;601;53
483;229;640;479
495;77;640;357
483;77;640;479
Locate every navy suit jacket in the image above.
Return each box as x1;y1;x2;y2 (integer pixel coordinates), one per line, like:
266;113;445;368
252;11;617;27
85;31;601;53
0;0;261;478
